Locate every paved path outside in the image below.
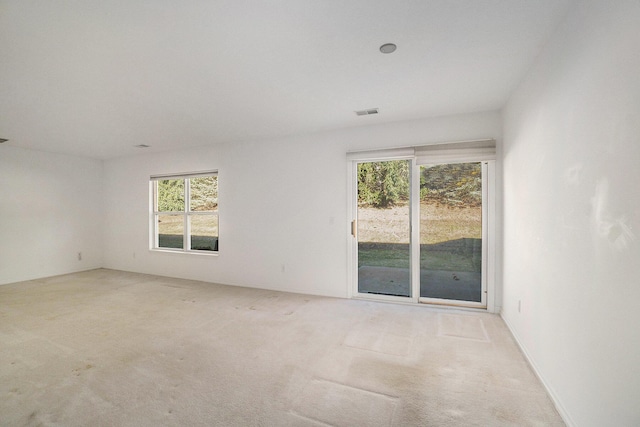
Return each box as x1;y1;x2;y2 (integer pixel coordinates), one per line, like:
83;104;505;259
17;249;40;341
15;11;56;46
358;265;481;302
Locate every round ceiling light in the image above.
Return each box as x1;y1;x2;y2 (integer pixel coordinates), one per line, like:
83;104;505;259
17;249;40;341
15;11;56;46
379;43;397;54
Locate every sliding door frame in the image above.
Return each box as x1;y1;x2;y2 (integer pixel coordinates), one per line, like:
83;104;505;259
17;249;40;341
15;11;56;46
347;148;496;312
417;160;495;310
349;153;418;304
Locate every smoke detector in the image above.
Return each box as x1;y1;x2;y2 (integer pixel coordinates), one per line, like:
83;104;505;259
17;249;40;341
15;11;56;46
379;43;397;54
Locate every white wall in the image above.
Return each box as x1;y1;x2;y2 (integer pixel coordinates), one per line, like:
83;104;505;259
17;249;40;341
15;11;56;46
0;146;103;285
502;1;640;425
103;111;501;298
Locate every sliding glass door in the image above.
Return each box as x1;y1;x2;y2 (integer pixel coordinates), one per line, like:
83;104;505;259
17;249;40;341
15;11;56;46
356;160;412;297
419;162;484;304
352;157;491;308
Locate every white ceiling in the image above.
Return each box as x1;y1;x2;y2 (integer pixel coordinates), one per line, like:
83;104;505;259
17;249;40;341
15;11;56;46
0;0;572;160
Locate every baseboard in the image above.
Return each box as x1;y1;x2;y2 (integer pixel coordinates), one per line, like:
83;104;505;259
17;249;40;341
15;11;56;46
500;313;576;427
100;266;346;299
0;266;103;286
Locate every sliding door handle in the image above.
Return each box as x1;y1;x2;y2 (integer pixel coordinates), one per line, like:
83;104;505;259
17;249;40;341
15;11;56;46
351;220;357;238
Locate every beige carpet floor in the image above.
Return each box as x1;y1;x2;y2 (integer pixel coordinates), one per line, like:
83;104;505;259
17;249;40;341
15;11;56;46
0;269;564;426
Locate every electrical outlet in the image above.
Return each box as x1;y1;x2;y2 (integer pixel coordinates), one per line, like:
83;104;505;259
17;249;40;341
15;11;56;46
78;252;82;261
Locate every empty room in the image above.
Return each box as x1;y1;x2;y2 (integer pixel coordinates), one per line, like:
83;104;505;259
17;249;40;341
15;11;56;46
1;1;639;426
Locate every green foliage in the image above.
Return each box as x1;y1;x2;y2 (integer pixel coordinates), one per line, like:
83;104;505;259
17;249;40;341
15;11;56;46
420;163;481;207
157;176;218;212
157;179;184;212
357;161;481;209
190;176;218;211
358;160;410;208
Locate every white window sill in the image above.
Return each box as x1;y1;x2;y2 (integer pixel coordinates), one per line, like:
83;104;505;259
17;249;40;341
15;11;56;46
149;248;219;257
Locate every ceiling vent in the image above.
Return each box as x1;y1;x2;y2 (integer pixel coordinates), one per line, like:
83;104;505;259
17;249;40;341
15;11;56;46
355;108;379;116
134;144;150;148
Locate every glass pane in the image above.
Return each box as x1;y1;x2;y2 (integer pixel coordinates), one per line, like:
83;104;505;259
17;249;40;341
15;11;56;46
157;179;185;212
157;214;184;249
190;215;218;251
357;160;411;297
420;162;482;302
190;176;218;212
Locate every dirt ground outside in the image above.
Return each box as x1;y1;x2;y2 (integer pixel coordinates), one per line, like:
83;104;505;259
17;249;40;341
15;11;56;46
357;202;482;272
357;201;481;244
156;214;218;251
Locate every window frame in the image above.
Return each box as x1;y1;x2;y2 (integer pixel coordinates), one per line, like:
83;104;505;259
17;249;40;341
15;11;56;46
150;171;219;255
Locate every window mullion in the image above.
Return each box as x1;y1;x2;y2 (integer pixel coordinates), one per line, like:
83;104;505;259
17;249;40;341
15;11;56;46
153;181;159;248
185;178;190;251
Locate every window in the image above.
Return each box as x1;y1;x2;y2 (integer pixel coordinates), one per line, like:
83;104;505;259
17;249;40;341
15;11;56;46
151;172;218;253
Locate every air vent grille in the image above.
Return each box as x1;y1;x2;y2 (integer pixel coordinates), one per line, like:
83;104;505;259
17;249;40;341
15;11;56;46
355;108;379;116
